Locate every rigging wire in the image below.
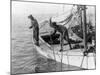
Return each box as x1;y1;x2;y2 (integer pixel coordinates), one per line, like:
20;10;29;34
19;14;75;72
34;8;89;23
61;51;63;71
50;34;57;71
87;55;88;69
93;52;96;69
60;33;64;71
66;50;70;70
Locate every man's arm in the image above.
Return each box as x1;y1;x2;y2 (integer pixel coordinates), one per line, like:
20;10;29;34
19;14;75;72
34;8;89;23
51;29;57;35
29;25;33;29
29;21;35;29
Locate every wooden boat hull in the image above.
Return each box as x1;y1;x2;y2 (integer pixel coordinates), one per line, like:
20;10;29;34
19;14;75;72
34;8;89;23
32;36;95;70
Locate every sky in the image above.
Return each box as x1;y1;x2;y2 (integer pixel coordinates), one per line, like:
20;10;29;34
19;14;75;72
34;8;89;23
12;1;73;16
12;1;95;25
12;1;95;16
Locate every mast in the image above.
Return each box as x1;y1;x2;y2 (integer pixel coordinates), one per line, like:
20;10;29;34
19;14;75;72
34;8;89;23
82;5;87;55
80;5;88;69
77;5;83;31
80;6;83;32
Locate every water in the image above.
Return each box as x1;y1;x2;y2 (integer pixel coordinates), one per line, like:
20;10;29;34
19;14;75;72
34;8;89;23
11;14;45;74
11;14;59;74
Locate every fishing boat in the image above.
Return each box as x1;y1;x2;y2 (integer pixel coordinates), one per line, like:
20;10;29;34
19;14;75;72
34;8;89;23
33;5;96;71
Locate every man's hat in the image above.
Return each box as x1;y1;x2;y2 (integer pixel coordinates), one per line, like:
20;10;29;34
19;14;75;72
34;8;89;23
28;14;34;19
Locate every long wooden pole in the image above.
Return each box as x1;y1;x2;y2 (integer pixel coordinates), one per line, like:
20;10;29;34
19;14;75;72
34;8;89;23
82;5;87;52
80;7;83;32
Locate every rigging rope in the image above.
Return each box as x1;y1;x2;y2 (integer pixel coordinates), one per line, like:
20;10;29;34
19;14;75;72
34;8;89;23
66;50;70;69
57;5;77;25
49;34;57;71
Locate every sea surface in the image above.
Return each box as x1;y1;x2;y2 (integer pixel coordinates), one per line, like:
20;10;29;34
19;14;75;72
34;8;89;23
11;14;55;74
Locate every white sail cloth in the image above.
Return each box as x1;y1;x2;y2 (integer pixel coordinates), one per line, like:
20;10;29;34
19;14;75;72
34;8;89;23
51;10;78;29
51;11;72;23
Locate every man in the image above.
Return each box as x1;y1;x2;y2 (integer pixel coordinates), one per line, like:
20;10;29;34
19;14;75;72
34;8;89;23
49;18;72;52
28;14;39;46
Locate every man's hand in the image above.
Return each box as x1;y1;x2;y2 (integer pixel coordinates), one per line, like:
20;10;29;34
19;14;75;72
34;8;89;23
51;30;56;35
29;26;33;29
